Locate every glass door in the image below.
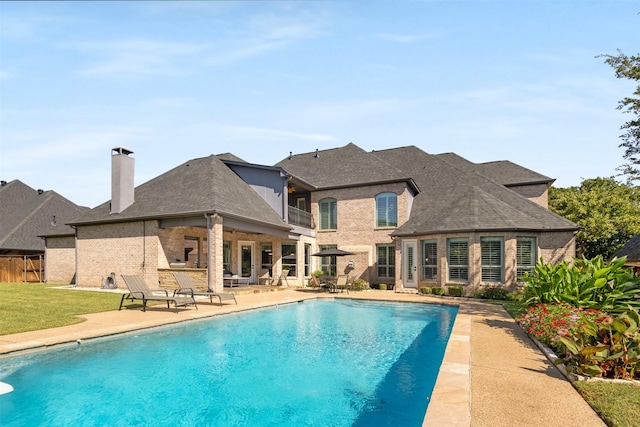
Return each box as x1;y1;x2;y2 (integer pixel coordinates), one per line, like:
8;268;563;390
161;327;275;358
403;240;417;288
238;241;255;283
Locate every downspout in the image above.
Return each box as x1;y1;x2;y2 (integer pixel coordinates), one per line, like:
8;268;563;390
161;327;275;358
72;225;78;287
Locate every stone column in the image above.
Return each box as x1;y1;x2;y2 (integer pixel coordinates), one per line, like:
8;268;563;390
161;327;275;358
207;213;224;293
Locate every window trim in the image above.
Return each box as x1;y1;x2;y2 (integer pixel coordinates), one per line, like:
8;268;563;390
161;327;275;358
480;237;504;283
516;237;537;280
375;192;398;228
318;198;337;230
376;243;396;279
421;239;437;281
447;238;468;282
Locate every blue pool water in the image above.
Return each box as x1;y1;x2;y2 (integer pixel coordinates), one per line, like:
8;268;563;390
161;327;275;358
0;299;457;426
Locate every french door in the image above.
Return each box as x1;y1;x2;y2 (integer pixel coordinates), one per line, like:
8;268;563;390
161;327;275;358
238;241;255;283
402;240;418;288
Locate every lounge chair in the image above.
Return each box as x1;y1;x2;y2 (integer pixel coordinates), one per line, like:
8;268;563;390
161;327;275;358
172;271;237;306
119;274;197;313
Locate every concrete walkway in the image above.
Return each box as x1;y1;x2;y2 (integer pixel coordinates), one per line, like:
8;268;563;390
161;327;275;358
0;288;604;426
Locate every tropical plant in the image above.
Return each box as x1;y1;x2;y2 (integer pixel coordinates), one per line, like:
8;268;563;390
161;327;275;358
518;303;608;348
521;256;640;314
556;308;640;380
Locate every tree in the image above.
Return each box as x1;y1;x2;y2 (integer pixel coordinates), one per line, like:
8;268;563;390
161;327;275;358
549;177;640;259
601;50;640;182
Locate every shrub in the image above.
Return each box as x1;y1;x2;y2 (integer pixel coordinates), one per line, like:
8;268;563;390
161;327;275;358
431;287;445;296
379;284;387;291
521;256;640;314
475;286;511;301
517;303;640;380
419;286;431;294
517;302;607;348
351;279;369;291
557;308;640;380
448;286;464;297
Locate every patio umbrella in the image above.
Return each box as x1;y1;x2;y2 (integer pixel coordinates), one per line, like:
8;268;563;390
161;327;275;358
311;248;354;257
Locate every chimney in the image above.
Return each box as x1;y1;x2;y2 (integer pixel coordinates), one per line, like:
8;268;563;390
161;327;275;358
314;149;319;158
111;147;134;214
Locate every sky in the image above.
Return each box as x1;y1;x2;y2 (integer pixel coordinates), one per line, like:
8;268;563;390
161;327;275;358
1;1;638;208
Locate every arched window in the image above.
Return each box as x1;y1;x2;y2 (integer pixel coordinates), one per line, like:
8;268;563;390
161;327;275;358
318;198;337;230
376;192;397;228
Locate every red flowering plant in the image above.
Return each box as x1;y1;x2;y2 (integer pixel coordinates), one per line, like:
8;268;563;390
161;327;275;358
517;302;607;348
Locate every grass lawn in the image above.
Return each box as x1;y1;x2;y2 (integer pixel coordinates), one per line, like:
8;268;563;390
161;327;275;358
501;300;640;427
0;283;124;335
573;382;640;427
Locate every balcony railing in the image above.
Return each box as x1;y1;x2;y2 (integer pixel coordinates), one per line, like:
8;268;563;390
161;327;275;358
288;206;314;229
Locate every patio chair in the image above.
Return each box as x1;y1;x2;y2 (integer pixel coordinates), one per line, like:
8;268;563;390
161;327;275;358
172;271;237;306
311;275;328;292
334;275;349;293
258;269;273;286
278;269;291;287
119;274;197;313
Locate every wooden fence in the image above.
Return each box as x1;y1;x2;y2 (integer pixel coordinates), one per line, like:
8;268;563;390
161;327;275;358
0;255;43;283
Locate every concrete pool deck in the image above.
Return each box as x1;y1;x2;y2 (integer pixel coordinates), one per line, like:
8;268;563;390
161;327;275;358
0;288;605;426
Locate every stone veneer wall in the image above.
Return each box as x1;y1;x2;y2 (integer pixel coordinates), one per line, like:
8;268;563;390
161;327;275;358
44;236;76;284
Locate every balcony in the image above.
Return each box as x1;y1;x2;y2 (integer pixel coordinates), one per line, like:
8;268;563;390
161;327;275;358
288;206;314;229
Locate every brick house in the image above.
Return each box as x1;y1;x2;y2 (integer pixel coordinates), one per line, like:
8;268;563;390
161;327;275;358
54;144;577;294
0;179;88;283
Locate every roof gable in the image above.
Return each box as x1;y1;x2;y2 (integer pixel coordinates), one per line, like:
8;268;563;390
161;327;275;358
0;180;88;251
71;155;289;230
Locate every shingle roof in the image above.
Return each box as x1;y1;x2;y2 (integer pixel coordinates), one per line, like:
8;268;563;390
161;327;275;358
0;180;88;252
436;153;553;186
371;146;577;235
275;143;418;192
216;153;247;163
70;155;290;231
614;234;640;262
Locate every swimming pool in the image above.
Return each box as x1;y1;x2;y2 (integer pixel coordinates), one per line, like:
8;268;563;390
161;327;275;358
0;299;457;426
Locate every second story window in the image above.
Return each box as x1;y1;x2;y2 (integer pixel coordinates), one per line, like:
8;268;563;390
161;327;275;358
319;198;337;230
376;192;397;228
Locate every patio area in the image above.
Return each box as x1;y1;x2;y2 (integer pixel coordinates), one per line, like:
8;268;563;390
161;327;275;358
0;289;604;426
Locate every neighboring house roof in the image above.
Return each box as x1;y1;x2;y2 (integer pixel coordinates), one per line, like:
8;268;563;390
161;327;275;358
370;146;577;236
435;153;554;186
614;234;640;263
275;143;419;193
70;155;291;231
0;180;88;252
